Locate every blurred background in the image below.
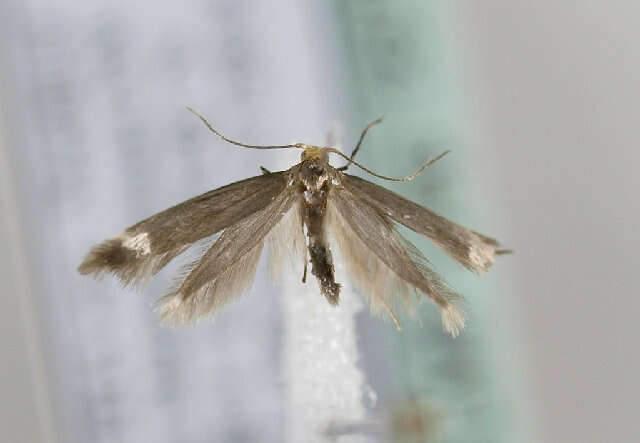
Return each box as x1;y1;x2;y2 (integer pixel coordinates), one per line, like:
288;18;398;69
1;1;638;442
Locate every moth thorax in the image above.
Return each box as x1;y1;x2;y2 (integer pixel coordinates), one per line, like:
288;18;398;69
300;160;330;194
299;146;330;195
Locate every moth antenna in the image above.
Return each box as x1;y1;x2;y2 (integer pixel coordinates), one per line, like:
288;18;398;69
338;116;384;172
329;148;450;182
186;107;303;151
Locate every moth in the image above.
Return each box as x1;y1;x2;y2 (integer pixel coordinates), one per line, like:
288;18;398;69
78;108;509;337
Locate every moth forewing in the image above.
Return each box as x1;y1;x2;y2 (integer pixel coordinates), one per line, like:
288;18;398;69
156;182;298;326
326;198;414;330
341;174;503;273
328;181;466;337
78;172;288;288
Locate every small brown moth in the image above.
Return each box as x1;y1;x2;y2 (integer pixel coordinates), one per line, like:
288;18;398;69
78;108;509;337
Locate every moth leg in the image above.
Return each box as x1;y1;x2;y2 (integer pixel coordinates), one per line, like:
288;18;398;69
300;206;308;284
302;260;307;283
301;232;309;283
260;166;271;175
338;116;384;172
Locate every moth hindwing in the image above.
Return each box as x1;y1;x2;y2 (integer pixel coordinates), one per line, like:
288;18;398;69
78;110;508;337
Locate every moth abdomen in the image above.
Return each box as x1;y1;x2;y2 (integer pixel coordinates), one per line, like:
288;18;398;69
308;242;341;304
298;156;342;305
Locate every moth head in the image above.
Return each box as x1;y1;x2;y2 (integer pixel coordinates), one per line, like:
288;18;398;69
299;145;329;164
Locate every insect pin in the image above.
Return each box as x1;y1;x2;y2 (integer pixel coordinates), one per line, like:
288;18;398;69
78;108;510;337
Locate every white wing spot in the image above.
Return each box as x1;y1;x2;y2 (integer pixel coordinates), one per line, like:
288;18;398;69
123;232;151;256
440;303;466;338
469;243;495;271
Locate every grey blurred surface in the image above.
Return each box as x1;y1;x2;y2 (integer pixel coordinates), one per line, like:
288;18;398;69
0;101;56;443
454;2;640;441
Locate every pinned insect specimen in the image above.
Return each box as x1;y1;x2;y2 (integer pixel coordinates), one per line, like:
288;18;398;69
78;108;509;337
